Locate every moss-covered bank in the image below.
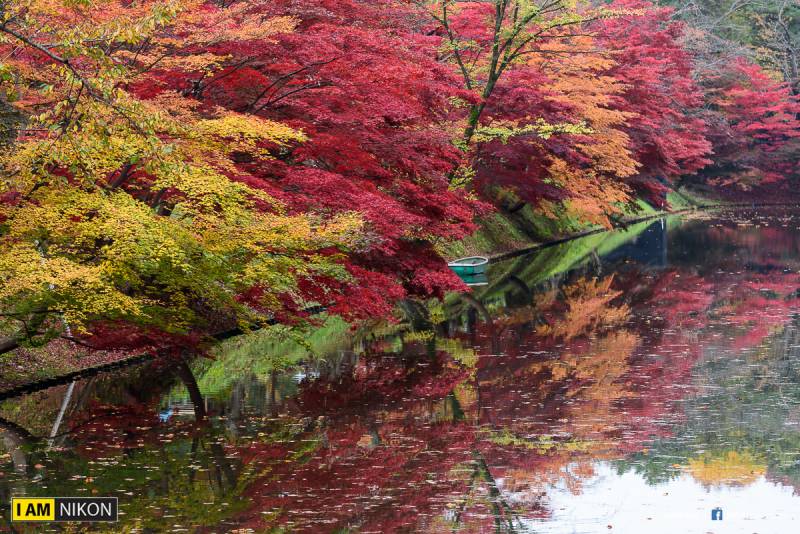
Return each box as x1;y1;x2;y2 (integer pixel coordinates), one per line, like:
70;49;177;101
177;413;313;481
441;187;721;260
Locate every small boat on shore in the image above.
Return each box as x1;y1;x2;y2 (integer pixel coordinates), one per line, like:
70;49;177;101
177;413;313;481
448;256;489;276
460;273;488;287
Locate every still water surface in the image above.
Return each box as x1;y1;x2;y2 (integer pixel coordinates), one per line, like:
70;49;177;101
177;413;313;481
3;209;800;533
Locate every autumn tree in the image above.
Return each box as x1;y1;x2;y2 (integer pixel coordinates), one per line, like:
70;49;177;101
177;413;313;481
0;0;363;354
591;0;714;205
662;0;800;192
421;0;630;147
131;0;486;316
411;2;635;227
699;59;800;189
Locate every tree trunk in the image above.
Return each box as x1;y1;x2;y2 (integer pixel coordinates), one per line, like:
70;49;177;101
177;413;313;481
0;337;19;356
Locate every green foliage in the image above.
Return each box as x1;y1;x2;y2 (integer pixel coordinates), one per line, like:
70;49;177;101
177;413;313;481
471;119;591;145
488;429;592;453
193;316;352;397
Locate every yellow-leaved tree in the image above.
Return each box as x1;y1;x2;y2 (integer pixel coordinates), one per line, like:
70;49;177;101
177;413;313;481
0;0;362;353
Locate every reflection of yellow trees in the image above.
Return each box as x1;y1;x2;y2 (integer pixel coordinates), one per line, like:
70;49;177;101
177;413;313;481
482;276;640;432
403;275;644;521
437;338;478;369
453;382;478;416
686;450;767;487
538;276;629;340
403;330;435;343
532;276;638;432
488;430;592;453
484;290;557;332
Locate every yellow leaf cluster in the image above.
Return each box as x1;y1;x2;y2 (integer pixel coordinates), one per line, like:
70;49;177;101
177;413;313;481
0;0;362;344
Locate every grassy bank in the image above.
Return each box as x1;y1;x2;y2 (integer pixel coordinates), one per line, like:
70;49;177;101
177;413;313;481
441;187;721;260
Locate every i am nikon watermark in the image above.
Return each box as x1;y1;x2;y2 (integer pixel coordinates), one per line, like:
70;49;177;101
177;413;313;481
11;497;118;522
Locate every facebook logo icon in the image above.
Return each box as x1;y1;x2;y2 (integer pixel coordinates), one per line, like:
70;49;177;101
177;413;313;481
711;507;723;521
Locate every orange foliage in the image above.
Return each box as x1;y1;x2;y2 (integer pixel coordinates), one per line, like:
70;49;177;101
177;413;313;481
537;37;640;180
538;275;630;340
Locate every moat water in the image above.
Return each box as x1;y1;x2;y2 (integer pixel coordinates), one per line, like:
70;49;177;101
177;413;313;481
2;208;800;533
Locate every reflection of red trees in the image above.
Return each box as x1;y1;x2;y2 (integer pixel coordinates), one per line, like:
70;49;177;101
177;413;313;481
68;401;163;458
296;349;470;415
38;217;800;531
59;360;200;458
216;350;476;532
232;419;475;533
455;248;800;485
618;261;800;447
213;230;800;530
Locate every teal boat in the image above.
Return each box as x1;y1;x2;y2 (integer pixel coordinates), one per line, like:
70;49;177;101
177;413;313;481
460;273;488;287
448;256;489;276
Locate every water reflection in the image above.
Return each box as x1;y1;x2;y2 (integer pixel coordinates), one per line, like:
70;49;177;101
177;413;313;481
2;209;800;532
